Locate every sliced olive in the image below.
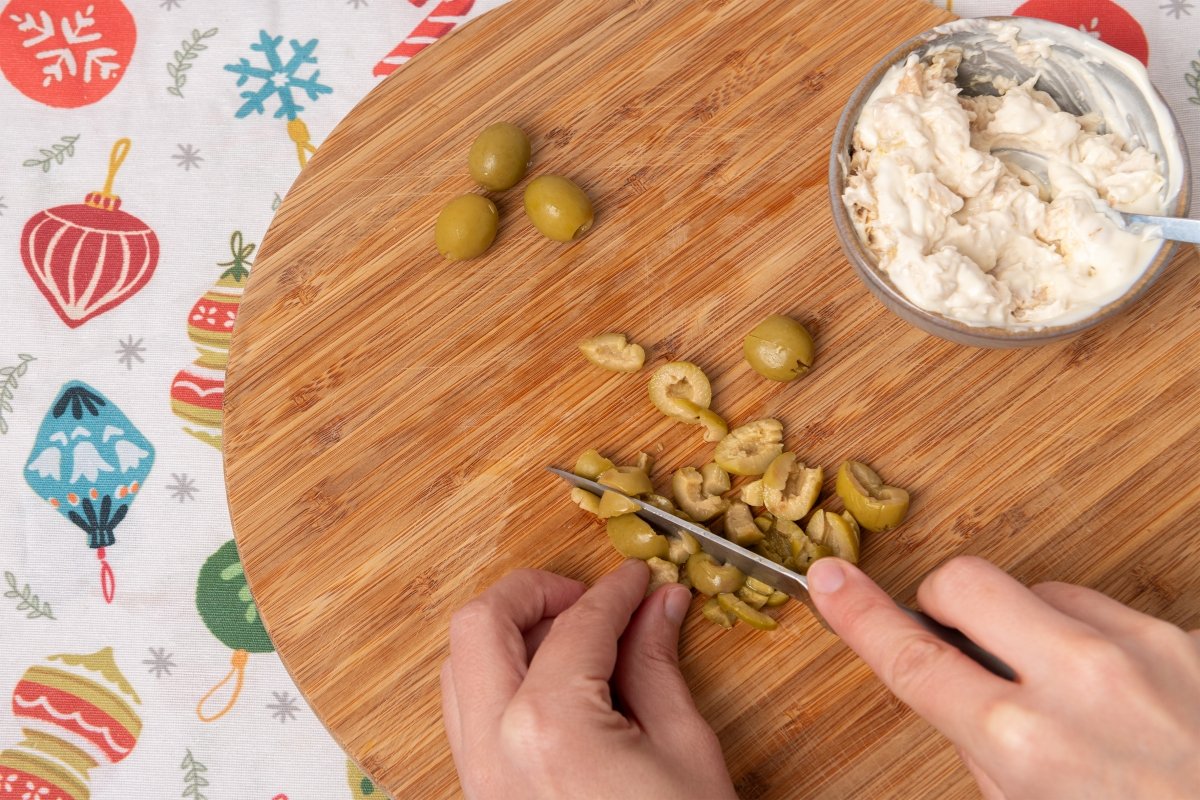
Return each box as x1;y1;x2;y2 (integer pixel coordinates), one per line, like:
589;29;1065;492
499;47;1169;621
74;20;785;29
754;524;791;565
666;530;701;565
702;596;737;629
765;590;790;608
574;449;615;481
648;362;713;422
643;493;676;514
743;314;814;382
741;479;765;507
524;175;594;242
686;552;746;595
723;501;764;546
598;490;640;519
836;460;910;532
745;576;775;596
607;514;668;559
468;122;531;191
753;514;773;533
569;487;600;516
737;585;770;610
790;531;834;574
717;592;778;631
598;466;653;496
700;463;731;496
676;398;728;443
579;333;646;373
714;419;784;476
762;452;823;521
645;556;680;595
635;451;656;476
435;194;499;261
807;509;861;563
672;467;728;522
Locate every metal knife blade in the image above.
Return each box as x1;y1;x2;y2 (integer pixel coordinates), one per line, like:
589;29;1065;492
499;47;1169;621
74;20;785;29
549;467;809;599
548;466;1016;681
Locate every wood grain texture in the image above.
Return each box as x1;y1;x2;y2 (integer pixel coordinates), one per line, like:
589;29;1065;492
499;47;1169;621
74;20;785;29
223;0;1200;797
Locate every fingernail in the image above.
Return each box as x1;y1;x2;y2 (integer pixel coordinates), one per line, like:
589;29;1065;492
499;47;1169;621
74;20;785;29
808;558;845;594
663;585;690;625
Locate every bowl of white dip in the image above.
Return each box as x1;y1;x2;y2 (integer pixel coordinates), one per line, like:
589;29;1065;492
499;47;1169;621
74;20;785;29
830;16;1190;347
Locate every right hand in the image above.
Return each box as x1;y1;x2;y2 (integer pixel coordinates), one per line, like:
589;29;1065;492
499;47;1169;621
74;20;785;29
807;555;1200;799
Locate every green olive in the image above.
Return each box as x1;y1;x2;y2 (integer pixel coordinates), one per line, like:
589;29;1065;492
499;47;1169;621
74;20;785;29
714;419;784;476
806;509;861;563
702;596;737;629
743;314;814;382
717;592;778;631
736;585;770;610
836;460;910;532
573;449;615;481
598;466;653;496
686;552;745;595
671;467;728;522
468;122;531;191
645;556;680;595
762;452;823;521
666;530;700;565
569;487;600;516
765;590;790;608
607;514;669;560
597;490;640;519
649;363;712;422
435;194;498;260
723;502;764;547
524;175;594;242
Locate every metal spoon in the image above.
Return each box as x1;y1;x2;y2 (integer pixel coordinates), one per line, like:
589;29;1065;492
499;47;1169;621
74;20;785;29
994;147;1200;244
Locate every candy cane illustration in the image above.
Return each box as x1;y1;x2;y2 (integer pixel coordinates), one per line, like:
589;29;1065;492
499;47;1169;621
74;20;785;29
373;0;476;77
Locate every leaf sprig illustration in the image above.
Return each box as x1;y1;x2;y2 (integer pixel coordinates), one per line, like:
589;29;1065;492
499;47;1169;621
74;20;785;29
23;137;80;173
4;571;56;620
181;748;210;799
168;28;219;98
0;354;35;435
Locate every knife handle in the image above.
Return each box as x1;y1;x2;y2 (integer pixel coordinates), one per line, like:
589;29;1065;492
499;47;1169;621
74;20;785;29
895;603;1016;681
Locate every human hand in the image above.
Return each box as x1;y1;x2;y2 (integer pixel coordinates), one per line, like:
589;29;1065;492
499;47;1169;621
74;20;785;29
807;555;1200;799
441;559;737;800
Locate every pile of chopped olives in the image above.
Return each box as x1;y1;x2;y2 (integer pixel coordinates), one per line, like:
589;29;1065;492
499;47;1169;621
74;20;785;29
436;122;595;260
564;315;913;632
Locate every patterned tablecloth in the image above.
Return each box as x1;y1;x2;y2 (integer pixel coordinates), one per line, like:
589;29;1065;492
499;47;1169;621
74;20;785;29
1;1;1197;797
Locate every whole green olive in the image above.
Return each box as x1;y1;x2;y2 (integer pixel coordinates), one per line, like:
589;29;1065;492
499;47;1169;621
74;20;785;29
524;175;594;242
435;194;499;261
469;122;531;191
743;314;815;382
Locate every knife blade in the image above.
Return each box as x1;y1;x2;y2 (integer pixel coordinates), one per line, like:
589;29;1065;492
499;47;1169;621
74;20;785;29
548;466;1016;681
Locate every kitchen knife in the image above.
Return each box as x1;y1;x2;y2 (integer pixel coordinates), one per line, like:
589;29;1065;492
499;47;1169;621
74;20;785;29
549;467;1015;681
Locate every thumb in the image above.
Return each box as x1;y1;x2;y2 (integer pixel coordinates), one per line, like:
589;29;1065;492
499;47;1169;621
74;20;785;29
613;584;700;734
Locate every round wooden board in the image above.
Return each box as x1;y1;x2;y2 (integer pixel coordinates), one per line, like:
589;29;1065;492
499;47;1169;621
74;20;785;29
224;1;1200;797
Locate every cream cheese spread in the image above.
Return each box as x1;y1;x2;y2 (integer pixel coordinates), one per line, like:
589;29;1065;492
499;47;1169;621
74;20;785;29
844;46;1168;328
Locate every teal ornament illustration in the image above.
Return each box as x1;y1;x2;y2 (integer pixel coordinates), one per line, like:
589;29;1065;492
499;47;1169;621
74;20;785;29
24;381;155;603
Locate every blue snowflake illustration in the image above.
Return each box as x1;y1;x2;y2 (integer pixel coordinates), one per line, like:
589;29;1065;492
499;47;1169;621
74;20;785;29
224;31;332;120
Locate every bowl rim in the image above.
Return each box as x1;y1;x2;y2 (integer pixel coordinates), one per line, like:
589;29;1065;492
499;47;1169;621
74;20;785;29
827;15;1193;345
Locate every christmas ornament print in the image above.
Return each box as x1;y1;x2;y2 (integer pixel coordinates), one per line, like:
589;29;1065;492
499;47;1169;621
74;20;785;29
24;381;155;603
373;0;474;77
1013;0;1149;66
0;648;142;800
195;540;275;722
20;139;160;329
0;0;135;108
224;30;333;168
170;231;254;450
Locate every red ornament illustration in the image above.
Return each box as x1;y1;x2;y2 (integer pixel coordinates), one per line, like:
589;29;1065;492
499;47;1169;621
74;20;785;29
0;0;136;108
20;139;159;329
373;0;475;77
1014;0;1148;66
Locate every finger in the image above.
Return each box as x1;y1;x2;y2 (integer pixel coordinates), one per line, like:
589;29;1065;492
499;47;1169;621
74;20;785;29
955;745;1008;800
522;559;649;700
808;557;1011;749
523;616;556;659
915;556;1094;674
440;659;463;756
449;569;587;729
1030;581;1157;638
613;584;697;733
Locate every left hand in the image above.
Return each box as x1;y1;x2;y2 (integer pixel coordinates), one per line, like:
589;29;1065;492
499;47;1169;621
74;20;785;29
441;559;738;800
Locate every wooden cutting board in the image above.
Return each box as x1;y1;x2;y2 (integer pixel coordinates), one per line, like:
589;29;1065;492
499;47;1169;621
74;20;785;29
224;0;1200;797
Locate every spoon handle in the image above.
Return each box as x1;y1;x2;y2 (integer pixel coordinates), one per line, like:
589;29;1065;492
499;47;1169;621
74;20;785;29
1124;213;1200;245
